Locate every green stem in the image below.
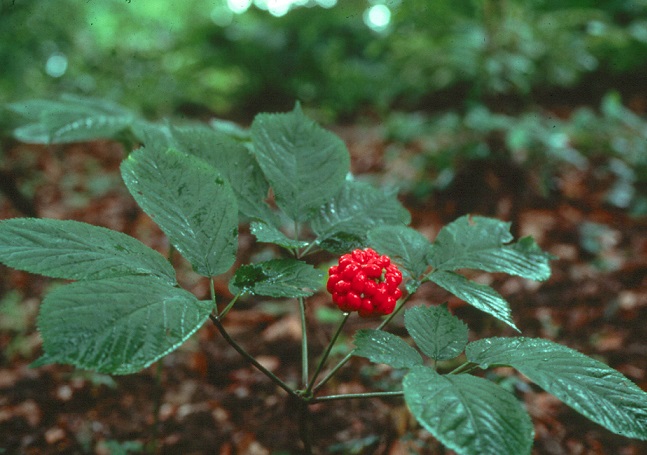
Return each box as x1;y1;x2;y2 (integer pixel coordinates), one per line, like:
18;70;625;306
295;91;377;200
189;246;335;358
209;314;298;398
209;277;216;305
299;297;309;387
313;390;404;403
449;361;479;375
299;240;319;258
305;312;350;395
312;293;413;393
288;221;310;387
293;219;301;252
312;350;354;394
218;292;241;319
375;292;413;330
209;279;296;394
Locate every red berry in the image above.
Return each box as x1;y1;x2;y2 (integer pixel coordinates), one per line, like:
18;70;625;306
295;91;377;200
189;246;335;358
373;285;389;306
346;292;362;311
363;263;382;279
358;298;374;317
334;280;351;293
352;249;366;263
338;255;353;268
351;272;367;293
375;256;390;268
326;248;403;317
363;279;377;296
326;274;340;293
387;265;402;280
385;275;400;292
342;263;360;280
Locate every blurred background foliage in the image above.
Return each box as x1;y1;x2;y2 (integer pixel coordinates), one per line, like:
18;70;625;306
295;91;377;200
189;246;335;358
384;92;647;215
1;0;647;213
2;0;647;119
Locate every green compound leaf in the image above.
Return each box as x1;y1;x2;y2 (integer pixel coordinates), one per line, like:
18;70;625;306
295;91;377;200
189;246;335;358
33;276;212;375
0;218;176;285
229;258;323;298
250;221;309;250
139;123;274;223
429;215;554;281
251;103;350;222
353;329;423;369
427;270;518;331
368;225;432;280
466;337;647;440
404;366;533;455
311;179;411;251
8;95;136;144
404;304;469;361
121;146;238;277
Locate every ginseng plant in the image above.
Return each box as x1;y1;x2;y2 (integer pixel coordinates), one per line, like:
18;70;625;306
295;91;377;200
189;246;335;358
1;97;646;453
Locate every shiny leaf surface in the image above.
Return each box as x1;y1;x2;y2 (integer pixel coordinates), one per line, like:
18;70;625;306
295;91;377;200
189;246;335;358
8;95;135;144
427;270;518;331
33;276;212;375
467;337;647;440
0;218;176;285
251;103;349;222
368;224;432;279
121;146;238;277
354;329;423;369
311;179;410;250
229;258;323;298
404;366;533;455
139;123;274;222
429;215;553;281
250;221;308;249
404;304;468;361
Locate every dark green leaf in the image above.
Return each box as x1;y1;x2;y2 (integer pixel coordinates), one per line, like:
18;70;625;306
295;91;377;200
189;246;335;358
353;329;423;369
168;124;274;222
8;95;136;144
404;304;468;361
427;270;518;331
209;118;251;140
404;366;533;455
251;103;350;222
368;225;431;279
136;122;274;223
33;276;212;375
311;179;411;250
316;231;366;255
229;258;323;298
405;279;422;294
0;218;176;285
250;221;309;249
466;337;647;440
121;147;238;277
429;215;553;281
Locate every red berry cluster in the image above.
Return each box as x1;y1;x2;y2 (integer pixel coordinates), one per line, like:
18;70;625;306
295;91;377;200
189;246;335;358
327;248;403;317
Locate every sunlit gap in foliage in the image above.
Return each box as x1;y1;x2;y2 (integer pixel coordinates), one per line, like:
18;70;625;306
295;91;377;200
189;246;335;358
45;53;68;78
364;4;392;32
225;0;337;18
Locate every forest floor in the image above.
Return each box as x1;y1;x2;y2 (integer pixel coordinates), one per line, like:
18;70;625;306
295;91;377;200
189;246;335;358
0;125;646;455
